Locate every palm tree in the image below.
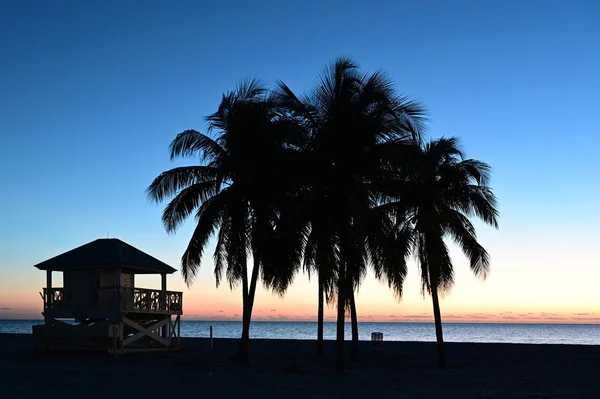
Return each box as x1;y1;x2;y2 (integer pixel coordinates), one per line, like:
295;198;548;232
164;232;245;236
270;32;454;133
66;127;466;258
274;57;425;371
147;80;298;365
382;137;499;368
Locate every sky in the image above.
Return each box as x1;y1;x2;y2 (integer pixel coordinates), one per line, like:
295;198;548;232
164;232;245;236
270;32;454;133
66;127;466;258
1;0;599;324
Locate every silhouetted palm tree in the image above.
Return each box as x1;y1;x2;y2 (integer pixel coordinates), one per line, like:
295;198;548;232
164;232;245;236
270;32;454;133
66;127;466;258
382;137;499;368
274;57;425;371
147;80;298;365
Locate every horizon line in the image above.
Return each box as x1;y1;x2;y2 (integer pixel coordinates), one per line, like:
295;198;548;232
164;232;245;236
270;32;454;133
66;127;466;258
1;318;597;326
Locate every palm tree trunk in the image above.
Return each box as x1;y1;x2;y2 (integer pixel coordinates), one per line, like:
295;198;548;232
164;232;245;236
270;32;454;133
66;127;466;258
431;286;446;369
316;270;324;358
335;263;346;373
236;257;260;366
349;286;359;361
238;300;251;365
236;260;250;365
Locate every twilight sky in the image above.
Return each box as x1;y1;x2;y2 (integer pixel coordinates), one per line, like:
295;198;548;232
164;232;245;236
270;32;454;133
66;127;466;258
1;1;599;323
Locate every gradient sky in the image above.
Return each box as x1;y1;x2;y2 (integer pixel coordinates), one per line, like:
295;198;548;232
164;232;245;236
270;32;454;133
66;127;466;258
1;1;599;323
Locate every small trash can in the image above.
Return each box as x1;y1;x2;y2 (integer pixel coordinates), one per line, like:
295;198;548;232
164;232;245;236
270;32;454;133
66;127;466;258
371;332;383;351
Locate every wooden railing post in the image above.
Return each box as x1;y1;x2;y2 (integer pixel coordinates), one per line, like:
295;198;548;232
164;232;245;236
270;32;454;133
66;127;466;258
46;271;52;311
118;286;182;314
161;274;167;310
161;274;167;339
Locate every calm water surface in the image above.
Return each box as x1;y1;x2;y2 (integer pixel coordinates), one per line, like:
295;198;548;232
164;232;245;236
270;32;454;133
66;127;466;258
1;320;598;345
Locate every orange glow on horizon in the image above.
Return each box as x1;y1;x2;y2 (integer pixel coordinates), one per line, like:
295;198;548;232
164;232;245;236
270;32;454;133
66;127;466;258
2;248;598;325
2;288;598;325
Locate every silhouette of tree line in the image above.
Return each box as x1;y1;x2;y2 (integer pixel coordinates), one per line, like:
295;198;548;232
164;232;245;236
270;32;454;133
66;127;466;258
147;57;499;372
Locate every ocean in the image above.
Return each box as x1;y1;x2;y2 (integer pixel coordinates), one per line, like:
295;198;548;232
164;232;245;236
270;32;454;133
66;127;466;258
1;319;598;345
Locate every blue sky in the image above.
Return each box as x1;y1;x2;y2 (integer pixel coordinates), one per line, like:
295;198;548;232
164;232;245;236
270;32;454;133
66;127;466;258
1;1;599;321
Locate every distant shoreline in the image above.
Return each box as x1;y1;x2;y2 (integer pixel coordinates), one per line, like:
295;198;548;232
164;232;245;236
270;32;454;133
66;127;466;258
0;318;598;326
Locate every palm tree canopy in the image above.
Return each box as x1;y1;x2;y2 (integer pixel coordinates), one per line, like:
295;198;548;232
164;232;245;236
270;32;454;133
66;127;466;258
271;57;427;301
147;79;299;287
382;137;499;295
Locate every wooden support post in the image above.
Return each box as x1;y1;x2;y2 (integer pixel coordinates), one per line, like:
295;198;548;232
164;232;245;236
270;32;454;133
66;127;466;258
161;273;167;339
177;314;181;347
45;270;52;321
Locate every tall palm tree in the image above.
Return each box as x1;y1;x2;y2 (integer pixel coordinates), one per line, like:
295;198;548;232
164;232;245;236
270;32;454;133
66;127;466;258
382;137;499;368
147;80;297;365
274;57;425;371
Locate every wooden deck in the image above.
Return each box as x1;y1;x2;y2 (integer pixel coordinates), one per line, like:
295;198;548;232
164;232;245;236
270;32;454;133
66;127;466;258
38;286;183;353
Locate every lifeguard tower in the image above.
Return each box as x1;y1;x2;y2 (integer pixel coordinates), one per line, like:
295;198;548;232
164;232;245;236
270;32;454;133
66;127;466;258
32;238;183;353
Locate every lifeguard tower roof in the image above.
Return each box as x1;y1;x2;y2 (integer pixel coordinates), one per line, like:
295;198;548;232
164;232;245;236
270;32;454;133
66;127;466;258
33;238;177;274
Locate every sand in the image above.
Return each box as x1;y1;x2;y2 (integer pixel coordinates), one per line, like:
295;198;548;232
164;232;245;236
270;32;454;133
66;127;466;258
0;333;598;398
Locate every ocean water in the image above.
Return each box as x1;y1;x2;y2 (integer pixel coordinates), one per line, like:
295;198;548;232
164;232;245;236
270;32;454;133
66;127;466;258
1;320;598;345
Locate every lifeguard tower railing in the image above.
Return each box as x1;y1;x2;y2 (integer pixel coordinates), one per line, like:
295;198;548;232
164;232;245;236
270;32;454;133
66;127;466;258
42;287;183;318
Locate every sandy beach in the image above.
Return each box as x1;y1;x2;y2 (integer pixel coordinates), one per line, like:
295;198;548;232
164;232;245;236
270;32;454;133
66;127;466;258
1;334;598;398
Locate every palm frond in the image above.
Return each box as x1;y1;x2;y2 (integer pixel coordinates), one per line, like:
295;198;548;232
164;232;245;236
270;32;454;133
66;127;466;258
147;166;219;203
169;130;226;162
443;210;491;279
369;218;412;299
161;180;219;233
314;56;361;114
425;136;464;164
449;185;499;229
458;159;493;187
273;80;320;129
180;190;230;286
235;78;268;102
391;96;428;142
223;203;249;290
